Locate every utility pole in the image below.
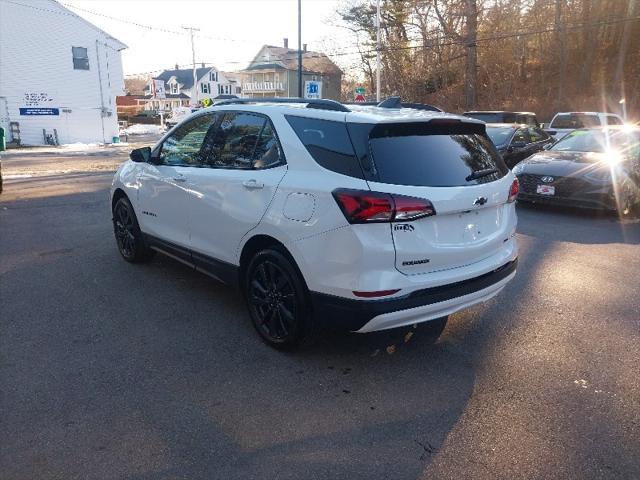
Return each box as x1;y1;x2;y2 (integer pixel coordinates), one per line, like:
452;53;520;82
298;0;303;98
376;0;381;102
182;26;200;107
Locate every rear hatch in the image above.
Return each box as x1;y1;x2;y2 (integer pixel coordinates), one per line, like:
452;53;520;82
348;120;515;275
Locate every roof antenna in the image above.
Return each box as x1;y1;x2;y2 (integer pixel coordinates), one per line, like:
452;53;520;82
377;96;402;108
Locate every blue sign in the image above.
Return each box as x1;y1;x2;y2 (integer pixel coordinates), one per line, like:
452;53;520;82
304;81;322;99
19;107;60;116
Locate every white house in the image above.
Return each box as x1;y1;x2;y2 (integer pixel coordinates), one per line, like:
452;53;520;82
0;0;126;145
142;65;241;111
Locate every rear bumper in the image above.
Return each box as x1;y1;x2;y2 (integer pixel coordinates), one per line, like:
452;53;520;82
310;258;517;333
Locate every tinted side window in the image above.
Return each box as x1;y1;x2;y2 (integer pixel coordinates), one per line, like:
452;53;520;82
207;112;266;169
253;122;284;169
606;115;623;126
286;115;364;178
160;114;217;166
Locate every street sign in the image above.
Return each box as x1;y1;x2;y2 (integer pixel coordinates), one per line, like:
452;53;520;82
355;87;365;95
304;81;322;99
354;94;366;102
19;108;59;116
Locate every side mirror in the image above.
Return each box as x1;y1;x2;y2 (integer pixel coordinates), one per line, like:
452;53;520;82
130;147;151;163
546;129;557;136
540;123;546;129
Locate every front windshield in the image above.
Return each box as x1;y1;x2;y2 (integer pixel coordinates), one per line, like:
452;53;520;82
551;129;640;155
486;127;514;146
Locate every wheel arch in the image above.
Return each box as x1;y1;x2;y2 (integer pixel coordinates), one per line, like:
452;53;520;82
238;234;308;292
111;188;129;212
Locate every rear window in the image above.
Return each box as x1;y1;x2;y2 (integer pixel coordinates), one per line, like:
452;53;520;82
351;122;508;187
551;114;601;129
285;115;364;178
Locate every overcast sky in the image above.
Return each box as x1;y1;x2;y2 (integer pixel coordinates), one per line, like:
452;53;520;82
62;0;354;77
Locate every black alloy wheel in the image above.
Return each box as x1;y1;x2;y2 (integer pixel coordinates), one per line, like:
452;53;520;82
245;249;311;349
112;197;154;263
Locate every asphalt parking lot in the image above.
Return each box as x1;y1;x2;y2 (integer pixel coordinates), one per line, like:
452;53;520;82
1;147;639;479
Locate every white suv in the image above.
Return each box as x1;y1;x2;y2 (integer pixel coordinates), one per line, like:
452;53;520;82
546;111;624;140
111;98;518;348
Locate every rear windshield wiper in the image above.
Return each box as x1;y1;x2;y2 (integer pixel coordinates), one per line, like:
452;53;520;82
466;168;498;182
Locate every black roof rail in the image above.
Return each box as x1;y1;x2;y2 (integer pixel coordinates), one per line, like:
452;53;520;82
344;96;442;112
212;97;351;112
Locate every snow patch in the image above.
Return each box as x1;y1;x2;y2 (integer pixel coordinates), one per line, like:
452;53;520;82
62;142;102;151
123;124;164;135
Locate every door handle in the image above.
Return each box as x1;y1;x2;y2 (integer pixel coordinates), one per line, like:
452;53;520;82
242;179;264;189
173;176;187;183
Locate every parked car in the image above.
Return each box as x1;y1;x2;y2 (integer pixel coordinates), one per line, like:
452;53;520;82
485;123;555;168
544;112;624;140
463;111;539;127
513;126;640;213
111;98;519;349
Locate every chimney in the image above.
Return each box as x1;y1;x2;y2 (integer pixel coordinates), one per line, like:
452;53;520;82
175;63;179;70
283;38;288;48
303;44;307;53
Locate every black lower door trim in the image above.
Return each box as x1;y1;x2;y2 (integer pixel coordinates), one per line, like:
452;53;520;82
143;233;239;287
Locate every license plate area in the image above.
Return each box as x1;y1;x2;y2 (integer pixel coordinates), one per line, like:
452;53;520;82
536;184;555;195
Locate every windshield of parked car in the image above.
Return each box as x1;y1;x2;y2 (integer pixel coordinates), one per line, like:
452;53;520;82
551;129;640;155
550;113;600;129
486;126;515;146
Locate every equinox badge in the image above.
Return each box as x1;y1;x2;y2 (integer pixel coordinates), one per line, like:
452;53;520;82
474;196;488;206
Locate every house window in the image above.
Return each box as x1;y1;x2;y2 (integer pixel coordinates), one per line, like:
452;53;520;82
72;47;89;70
312;75;318;81
224;85;230;94
218;84;223;95
201;83;211;94
169;83;178;94
209;71;218;82
275;73;279;82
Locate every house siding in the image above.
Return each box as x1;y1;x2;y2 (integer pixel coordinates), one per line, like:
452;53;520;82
0;0;125;145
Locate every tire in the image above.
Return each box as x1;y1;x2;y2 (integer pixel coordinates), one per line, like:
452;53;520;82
244;248;313;349
421;315;448;340
112;197;155;263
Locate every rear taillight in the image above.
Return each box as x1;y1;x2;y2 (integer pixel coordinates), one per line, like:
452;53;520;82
507;178;519;203
332;189;435;224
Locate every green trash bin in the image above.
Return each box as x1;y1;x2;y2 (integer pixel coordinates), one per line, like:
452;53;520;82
0;127;5;152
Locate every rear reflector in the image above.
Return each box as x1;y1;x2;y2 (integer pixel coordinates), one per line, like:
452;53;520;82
507;178;519;203
333;189;435;224
353;289;401;298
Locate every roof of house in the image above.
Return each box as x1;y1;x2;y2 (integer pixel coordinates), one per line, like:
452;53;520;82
154;68;212;90
245;45;342;75
52;0;127;50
